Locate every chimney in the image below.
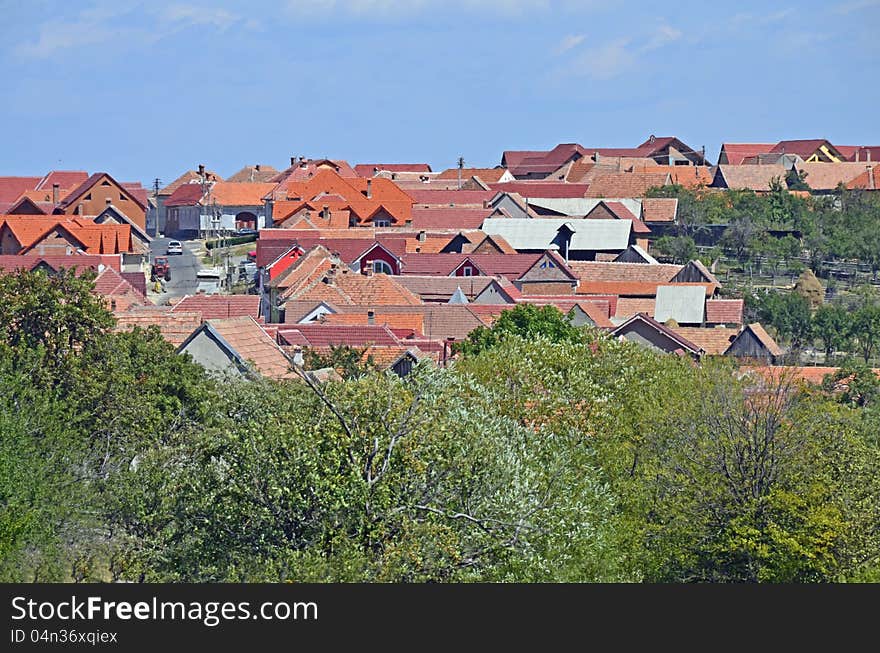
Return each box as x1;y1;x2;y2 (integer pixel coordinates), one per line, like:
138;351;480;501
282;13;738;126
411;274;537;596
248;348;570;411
594;151;600;163
255;164;261;172
77;202;84;215
290;156;296;167
322;205;330;220
364;264;374;278
418;230;426;242
366;179;372;199
198;164;205;177
868;150;873;163
52;183;60;205
367;310;375;325
855;150;860;162
869;165;876;191
106;198;112;206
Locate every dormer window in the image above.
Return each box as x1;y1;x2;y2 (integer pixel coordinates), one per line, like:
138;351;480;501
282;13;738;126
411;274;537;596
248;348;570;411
461;265;474;276
373;218;390;228
373;260;393;275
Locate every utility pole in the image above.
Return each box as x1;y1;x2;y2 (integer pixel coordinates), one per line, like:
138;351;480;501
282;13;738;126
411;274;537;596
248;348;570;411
153;178;161;238
457;156;464;190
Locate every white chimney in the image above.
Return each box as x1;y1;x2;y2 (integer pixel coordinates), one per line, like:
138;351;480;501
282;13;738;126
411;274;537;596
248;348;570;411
366;179;372;199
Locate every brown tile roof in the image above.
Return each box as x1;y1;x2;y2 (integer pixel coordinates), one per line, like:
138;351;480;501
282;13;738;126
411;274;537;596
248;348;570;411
516;297;614;328
712;165;788;191
290;270;422;306
225;165;279;183
585;171;671;197
322;310;426;334
400;253;543;279
199;316;294;380
436;168;510;182
796;162;875;191
320;304;484;341
282;323;402;347
630;165;715;188
113;306;203;347
847;165;880;190
160;170;222;196
354;163;432;176
579;281;714;297
488;181;591;198
705;299;744;324
276;249;338;295
740;366;880;385
36;171;89;192
209;182;277;206
92;267;150;309
640;198;678;222
171;294;261;320
568;261;681;283
395;275;495;301
671;327;739;355
614;297;656;318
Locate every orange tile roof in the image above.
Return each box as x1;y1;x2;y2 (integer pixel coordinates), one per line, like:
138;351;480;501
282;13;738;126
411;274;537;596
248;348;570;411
322;310;426;333
0;215;133;255
671;327;739;355
160;169;222;196
201;316;294;380
705;299;744;324
209;182;277;206
226;165;279;183
795;162;873;191
271;169;413;225
713;165;787;191
741;366;880;385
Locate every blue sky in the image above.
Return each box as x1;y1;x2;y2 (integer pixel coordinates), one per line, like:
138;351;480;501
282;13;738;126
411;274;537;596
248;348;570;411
1;0;878;186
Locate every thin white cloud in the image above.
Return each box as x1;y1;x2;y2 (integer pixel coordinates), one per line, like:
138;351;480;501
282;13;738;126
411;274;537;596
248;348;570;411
16;2;250;59
284;0;551;17
561;23;681;80
834;0;880;13
554;34;585;56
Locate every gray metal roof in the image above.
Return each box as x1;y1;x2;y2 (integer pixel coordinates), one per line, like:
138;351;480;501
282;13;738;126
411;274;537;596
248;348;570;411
481;218;632;251
654;285;705;325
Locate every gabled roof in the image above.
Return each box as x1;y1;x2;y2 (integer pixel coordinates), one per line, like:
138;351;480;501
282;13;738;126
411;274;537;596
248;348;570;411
671;327;739;355
395;275;496;301
354;163;432;177
481;217;632;252
712;165;788;191
400;252;544;279
654;285;706;324
487;182;590;198
407;189;496;206
92;266;149;304
640;198;678;223
0;253;112;274
160;169;222;196
770;139;841;159
840;146;880;163
226;165;279;183
171;294;261;320
35;171;89;192
179;316;294;380
0;215;133;255
612;312;703;356
410;207;494;230
289;270;422;306
730;323;783;357
718;143;775;165
58;172;146;212
280;323;402;348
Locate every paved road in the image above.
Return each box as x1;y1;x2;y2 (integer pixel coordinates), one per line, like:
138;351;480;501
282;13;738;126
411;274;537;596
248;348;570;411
148;237;201;304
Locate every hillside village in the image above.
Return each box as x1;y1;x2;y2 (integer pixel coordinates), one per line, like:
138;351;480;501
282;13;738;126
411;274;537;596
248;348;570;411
2;135;880;381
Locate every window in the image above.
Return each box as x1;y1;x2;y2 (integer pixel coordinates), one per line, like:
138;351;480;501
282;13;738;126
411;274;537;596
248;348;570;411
461;265;474;276
119;193;127;200
539;259;556;269
84;193;92;201
373;260;393;275
373;218;390;227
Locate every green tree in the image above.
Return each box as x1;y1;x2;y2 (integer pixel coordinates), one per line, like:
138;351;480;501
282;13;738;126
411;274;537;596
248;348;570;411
654;235;697;264
455;304;587;357
812;304;849;361
850;304;880;363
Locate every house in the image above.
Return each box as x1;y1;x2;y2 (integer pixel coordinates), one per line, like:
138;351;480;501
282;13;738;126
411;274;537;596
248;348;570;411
0;253;121;275
711;165;788;192
54;173;148;231
724;323;783;363
113;306;204;346
0;216;134;257
226;164;278;183
718;143;776;165
91;266;150;312
584;171;672;198
793;162;875;192
155;166;221;235
354;163;432;177
436;167;515;184
178;316;294;380
267;169;414;227
271;157;359;184
480;217;634;260
611;312;703;357
164;181;274;237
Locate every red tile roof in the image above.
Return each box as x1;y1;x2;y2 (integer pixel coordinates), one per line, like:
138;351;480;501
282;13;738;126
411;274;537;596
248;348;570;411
410;207;493;230
279;324;402;347
114;306;203;346
164;183;206;207
400;252;543;279
568;261;681;283
718;143;775;165
407;189;496;206
640;198;678;222
0;177;41;203
847;165;880;190
585;171;671;197
209;182;277;206
705;299;744;324
35;171;89;192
